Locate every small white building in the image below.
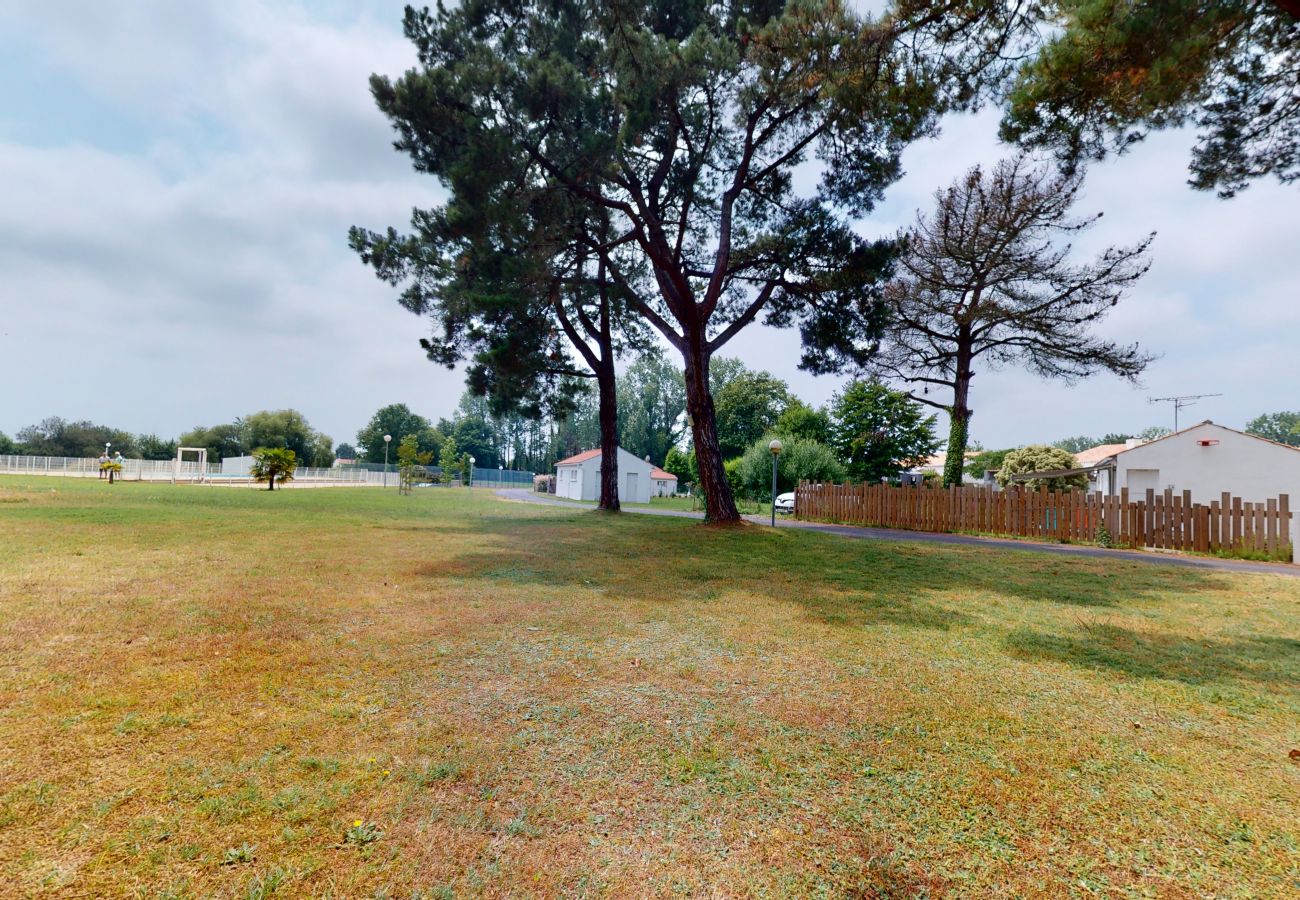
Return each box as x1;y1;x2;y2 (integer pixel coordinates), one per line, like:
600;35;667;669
1085;422;1300;549
650;466;678;497
554;447;654;504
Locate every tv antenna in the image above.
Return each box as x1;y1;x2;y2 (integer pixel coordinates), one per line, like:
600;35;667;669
1148;393;1223;432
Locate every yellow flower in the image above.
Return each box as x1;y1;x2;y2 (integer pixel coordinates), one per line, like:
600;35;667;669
383;769;390;776
353;819;362;827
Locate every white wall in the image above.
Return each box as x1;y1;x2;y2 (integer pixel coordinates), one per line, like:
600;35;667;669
555;463;583;500
652;477;676;497
1115;423;1300;550
553;448;653;503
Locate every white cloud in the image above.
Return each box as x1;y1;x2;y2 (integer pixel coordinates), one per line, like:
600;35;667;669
0;2;459;444
0;2;1295;453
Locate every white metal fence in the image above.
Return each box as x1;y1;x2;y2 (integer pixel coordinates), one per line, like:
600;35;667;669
0;454;535;488
0;454;387;484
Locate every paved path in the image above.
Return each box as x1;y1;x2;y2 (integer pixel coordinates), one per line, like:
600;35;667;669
496;489;1300;578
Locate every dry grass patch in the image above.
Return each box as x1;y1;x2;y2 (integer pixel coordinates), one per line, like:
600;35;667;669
0;476;1296;898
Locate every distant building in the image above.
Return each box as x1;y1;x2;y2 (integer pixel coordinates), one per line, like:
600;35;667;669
650;467;678;497
554;447;654;504
1087;422;1300;508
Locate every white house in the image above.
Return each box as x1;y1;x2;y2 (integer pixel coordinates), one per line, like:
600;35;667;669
650;466;678;497
554;447;655;504
1084;422;1300;549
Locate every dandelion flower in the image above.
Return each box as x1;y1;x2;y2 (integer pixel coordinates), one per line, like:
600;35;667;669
353;819;362;827
383;770;390;776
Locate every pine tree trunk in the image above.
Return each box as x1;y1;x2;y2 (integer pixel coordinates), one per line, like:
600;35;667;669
944;340;974;488
596;361;620;512
683;338;740;523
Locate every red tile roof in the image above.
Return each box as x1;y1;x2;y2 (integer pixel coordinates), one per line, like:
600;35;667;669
555;449;602;466
650;467;677;480
1075;443;1130;465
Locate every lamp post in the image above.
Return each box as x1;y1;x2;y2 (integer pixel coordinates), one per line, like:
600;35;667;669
498;463;503;487
467;456;475;488
382;434;391;488
768;439;783;527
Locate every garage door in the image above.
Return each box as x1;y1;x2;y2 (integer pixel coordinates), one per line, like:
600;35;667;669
1126;468;1160;493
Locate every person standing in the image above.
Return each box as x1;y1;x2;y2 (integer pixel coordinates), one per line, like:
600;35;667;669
98;450;109;479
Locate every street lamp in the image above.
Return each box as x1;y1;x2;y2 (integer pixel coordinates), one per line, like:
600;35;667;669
768;438;783;527
498;463;503;487
382;434;392;488
468;456;475;488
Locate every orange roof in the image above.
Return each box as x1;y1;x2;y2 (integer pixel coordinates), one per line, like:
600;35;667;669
1075;443;1130;465
650;467;677;480
555;449;602;466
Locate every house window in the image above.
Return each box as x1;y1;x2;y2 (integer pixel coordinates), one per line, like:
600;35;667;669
570;469;577;481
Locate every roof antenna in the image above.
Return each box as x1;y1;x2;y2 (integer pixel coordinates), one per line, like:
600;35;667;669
1148;393;1223;432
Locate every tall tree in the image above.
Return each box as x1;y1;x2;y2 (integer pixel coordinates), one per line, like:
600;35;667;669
773;400;832;445
178;422;245;462
352;156;642;511
1246;410;1300;446
1001;0;1300;198
17;417;136;458
241;410;334;468
356;404;441;464
0;431;14;455
355;1;1026;521
135;434;178;461
1054;435;1098;454
618;350;687;467
829;379;940;482
805;154;1155;487
713;369;793;459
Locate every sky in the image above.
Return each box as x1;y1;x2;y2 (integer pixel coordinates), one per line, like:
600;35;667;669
1;1;1296;453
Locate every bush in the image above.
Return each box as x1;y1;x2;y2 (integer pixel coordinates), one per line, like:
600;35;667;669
995;445;1087;492
736;435;846;498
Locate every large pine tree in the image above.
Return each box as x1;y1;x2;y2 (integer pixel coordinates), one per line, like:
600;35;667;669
350;1;1027;521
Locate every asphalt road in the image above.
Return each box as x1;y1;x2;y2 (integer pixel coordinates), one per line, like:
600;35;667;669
496;489;1300;578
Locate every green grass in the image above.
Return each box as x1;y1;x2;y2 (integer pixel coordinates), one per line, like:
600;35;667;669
554;493;771;515
0;475;1297;897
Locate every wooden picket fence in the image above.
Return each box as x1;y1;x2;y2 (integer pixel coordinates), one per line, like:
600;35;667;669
794;482;1295;561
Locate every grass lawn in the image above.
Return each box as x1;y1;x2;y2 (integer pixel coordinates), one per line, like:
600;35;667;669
0;476;1297;898
554;494;771;515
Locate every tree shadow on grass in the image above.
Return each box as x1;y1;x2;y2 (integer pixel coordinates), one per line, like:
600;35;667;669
1004;623;1300;686
412;508;1225;635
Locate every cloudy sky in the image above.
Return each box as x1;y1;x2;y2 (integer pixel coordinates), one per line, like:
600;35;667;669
1;1;1295;452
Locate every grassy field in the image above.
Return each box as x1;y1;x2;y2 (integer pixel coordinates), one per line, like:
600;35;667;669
0;476;1297;898
552;495;772;515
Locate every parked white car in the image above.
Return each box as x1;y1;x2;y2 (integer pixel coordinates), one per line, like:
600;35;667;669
774;492;795;514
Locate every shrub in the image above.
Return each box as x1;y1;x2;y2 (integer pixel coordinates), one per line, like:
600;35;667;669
736;435;846;497
995;445;1087;492
250;447;297;491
